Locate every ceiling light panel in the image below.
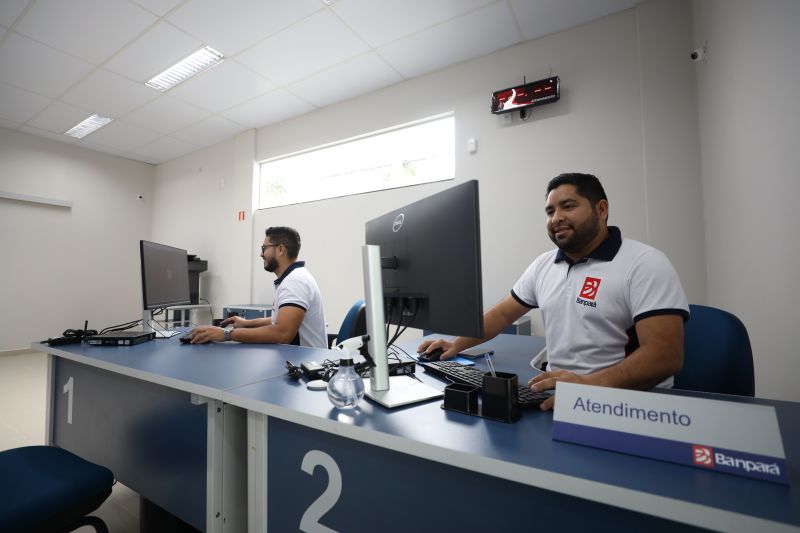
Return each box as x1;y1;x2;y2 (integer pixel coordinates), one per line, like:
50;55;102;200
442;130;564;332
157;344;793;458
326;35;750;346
146;46;224;92
64;114;113;138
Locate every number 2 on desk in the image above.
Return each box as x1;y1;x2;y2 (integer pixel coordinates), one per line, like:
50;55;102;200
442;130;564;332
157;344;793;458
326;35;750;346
299;450;341;533
63;376;73;424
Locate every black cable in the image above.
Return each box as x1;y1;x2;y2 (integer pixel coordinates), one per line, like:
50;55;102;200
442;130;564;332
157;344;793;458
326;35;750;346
99;319;141;335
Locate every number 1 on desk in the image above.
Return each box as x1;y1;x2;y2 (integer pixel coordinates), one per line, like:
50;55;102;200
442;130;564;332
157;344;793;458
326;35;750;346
63;376;73;424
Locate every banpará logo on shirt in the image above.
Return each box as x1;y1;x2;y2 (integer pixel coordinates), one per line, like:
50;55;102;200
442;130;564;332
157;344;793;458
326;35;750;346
576;276;601;307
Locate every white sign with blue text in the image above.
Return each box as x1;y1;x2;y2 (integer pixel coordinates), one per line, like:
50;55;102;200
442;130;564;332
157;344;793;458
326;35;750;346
552;383;789;484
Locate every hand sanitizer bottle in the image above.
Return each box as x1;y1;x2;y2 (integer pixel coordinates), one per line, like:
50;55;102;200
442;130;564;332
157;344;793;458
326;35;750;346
327;352;365;409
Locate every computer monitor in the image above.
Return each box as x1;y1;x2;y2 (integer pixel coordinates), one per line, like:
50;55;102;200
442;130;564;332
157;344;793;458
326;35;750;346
362;180;484;406
139;240;191;333
365;180;484;338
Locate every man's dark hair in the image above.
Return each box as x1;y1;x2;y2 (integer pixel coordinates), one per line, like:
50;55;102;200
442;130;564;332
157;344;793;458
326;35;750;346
546;173;608;206
265;226;301;260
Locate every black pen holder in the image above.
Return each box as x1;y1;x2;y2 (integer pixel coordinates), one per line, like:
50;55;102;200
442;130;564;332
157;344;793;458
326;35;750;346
481;372;520;422
443;383;480;415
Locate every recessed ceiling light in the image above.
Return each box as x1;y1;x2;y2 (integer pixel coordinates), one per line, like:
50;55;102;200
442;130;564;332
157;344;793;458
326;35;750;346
64;114;113;139
145;46;224;92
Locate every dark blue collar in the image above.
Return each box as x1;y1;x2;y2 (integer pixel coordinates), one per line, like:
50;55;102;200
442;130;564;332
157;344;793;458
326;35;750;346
274;261;305;286
555;226;622;265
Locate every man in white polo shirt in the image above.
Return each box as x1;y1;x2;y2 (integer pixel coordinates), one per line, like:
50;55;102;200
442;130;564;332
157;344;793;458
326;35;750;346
189;226;327;348
418;173;689;411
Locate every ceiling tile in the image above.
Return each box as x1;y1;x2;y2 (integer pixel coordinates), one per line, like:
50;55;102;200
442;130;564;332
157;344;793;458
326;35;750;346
131;0;184;17
221;89;315;129
0;81;51;123
79;119;161;151
27;100;94;134
379;2;520;79
333;0;493;47
61;68;159;117
20;124;78;144
237;9;369;85
168;0;321;56
78;139;127;156
289;52;402;108
511;0;636;41
0;0;28;28
129;136;199;163
0;32;95;98
104;22;202;83
168;59;274;114
171;115;246;147
14;0;156;64
123;95;210;134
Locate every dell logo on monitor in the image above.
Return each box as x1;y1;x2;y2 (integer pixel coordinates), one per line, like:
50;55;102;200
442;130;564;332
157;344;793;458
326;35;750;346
392;214;405;232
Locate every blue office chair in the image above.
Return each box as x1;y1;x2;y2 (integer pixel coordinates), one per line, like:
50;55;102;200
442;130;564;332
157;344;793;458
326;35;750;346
328;299;367;348
673;304;755;396
0;445;115;532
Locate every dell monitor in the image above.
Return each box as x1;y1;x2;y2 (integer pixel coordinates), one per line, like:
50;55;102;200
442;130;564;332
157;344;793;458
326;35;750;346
139;240;191;334
362;180;484;406
365;179;484;338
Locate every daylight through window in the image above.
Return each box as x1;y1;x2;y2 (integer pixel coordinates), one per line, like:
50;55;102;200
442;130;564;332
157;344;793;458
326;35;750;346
257;114;454;209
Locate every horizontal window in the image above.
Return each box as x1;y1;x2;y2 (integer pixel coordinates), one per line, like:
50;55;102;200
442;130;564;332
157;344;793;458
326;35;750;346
257;114;454;209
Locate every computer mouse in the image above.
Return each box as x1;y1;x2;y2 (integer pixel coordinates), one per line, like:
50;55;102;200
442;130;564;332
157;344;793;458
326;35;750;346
417;348;444;362
179;333;192;344
307;380;328;391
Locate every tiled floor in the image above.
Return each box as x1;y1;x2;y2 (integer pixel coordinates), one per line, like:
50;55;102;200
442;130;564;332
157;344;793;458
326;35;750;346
0;351;139;533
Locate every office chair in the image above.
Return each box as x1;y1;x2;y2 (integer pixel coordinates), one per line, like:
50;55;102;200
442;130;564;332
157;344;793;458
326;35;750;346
673;304;755;396
328;299;367;348
0;445;115;533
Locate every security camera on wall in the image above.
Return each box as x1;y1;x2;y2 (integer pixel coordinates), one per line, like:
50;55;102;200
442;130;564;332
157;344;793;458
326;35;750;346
690;46;706;62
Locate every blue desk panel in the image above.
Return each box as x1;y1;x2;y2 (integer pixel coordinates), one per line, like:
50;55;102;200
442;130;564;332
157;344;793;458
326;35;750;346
52;357;207;530
37;336;308;532
224;335;800;531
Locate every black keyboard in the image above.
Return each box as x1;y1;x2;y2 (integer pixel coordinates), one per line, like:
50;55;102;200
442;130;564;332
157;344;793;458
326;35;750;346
420;360;550;409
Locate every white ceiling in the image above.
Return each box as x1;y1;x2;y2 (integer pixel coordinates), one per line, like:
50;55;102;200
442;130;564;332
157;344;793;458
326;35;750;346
0;0;636;165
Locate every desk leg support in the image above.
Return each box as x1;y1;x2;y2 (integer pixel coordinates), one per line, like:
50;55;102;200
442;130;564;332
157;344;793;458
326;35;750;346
44;354;55;445
207;399;224;533
247;412;267;533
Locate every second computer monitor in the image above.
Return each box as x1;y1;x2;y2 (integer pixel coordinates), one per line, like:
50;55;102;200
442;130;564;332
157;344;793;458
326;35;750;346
139;240;191;310
365;180;484;338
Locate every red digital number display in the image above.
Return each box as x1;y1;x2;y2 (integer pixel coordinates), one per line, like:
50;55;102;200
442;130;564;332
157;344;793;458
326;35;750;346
491;76;560;114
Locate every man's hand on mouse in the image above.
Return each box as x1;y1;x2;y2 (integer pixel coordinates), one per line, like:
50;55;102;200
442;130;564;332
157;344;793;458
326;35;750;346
188;325;224;344
416;339;458;360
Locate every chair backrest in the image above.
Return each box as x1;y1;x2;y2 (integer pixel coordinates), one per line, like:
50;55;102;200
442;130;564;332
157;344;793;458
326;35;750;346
334;299;366;347
673;304;755;396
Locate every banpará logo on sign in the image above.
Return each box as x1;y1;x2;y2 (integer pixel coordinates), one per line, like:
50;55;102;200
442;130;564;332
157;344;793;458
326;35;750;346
692;445;714;467
691;445;782;477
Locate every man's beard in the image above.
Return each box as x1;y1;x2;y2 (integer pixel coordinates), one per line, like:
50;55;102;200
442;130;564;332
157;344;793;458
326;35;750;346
263;258;278;272
548;209;602;254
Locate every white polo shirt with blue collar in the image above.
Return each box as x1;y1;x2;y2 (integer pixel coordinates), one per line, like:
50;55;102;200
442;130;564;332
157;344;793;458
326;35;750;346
272;261;328;349
511;226;689;388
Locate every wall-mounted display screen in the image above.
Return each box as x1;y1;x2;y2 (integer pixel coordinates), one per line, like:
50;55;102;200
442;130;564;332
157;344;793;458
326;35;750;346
491;76;560;114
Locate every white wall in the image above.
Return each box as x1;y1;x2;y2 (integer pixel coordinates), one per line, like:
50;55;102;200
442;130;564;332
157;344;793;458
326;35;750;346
0;128;154;350
151;130;255;320
693;0;800;401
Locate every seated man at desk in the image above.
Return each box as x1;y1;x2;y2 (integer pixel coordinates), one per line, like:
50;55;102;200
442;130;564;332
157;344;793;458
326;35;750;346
189;226;328;348
419;173;689;410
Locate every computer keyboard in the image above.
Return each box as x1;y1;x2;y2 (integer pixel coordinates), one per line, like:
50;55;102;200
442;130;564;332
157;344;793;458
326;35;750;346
420;360;550;409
